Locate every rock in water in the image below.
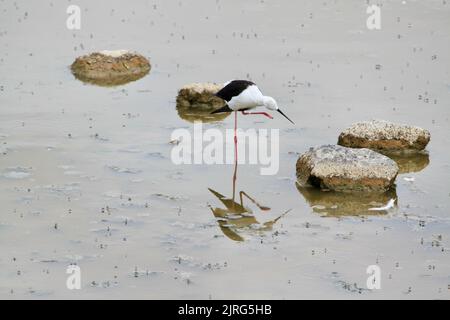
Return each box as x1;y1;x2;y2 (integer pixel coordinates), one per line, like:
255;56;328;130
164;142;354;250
176;83;225;111
296;145;399;192
71;50;151;86
338;120;430;152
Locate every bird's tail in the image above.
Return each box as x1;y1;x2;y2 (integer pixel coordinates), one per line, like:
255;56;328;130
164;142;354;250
211;105;232;114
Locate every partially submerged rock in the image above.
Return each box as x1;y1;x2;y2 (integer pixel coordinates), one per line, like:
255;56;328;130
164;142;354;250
176;83;225;111
71;50;151;86
296;145;399;192
338;120;430;152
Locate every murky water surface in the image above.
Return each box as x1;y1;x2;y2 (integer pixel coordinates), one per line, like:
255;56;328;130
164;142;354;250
1;0;449;299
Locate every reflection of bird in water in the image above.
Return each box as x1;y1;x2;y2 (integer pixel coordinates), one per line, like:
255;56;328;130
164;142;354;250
208;188;291;242
208;157;291;241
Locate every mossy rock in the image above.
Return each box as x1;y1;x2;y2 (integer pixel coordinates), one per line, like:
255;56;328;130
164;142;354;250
176;83;225;111
176;83;230;122
71;50;151;86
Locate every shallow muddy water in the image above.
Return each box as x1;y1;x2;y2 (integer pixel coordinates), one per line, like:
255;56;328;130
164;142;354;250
1;0;450;299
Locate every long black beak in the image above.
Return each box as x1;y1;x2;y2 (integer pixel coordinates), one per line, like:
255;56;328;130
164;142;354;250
277;109;295;124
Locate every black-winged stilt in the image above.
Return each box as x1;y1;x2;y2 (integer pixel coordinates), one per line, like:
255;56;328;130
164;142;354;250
211;80;294;124
211;80;294;161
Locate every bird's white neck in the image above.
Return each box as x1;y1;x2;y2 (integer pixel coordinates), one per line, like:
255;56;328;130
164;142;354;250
262;96;278;110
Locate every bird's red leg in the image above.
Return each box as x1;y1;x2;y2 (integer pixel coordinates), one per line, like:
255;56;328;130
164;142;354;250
241;110;273;119
232;111;238;204
234;111;238;163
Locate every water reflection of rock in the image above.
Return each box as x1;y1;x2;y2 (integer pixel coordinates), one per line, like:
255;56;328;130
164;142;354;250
382;151;429;174
176;103;230;123
296;182;398;217
73;72;149;87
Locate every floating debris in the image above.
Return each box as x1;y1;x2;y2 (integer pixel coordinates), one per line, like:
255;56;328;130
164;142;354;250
368;198;396;211
132;268;165;278
171;254;195;265
174;271;193;284
146;152;165;159
169;139;181;145
107;165;142;174
152;193;188;201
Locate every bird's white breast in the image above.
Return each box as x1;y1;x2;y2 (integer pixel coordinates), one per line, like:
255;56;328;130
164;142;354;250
228;85;264;111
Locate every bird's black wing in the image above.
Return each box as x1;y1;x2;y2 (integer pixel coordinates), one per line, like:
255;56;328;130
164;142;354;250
215;80;255;102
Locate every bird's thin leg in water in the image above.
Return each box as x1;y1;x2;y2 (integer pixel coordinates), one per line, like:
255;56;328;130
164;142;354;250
232;111;238;204
232;148;238;204
241;110;274;119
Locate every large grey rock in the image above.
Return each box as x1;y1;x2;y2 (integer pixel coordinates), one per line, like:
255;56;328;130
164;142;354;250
338;120;430;152
296;145;399;193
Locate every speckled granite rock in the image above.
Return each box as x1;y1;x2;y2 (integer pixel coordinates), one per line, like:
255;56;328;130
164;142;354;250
176;83;225;111
296;145;399;192
338;120;430;152
71;50;151;86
